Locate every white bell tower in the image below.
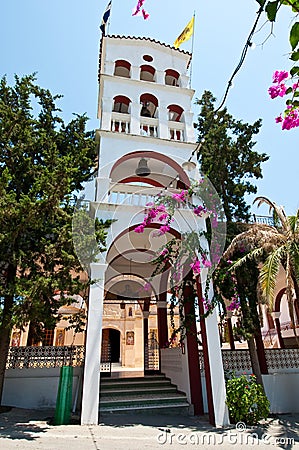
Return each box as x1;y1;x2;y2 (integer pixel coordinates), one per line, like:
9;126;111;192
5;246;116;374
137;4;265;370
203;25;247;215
80;35;228;427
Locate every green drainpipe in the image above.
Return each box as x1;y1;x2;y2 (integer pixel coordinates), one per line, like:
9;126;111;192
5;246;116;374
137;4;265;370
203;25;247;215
54;366;73;425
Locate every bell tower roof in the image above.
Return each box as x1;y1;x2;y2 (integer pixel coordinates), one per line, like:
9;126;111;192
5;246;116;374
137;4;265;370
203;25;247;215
98;35;192;83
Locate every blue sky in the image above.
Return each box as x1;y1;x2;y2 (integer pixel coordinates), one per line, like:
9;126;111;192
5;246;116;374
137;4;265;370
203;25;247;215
2;0;298;216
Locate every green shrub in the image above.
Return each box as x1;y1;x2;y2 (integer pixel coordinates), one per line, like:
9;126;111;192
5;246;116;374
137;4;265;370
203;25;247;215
226;374;270;425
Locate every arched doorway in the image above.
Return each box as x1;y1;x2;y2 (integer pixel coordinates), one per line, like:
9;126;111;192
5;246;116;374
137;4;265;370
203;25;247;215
102;328;121;364
109;329;121;362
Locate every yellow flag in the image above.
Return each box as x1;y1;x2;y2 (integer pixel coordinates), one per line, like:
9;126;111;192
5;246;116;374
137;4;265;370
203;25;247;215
173;16;194;49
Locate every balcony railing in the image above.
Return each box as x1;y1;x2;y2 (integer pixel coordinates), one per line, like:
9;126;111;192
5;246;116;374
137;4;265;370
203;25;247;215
168;121;185;142
106;183;196;209
109;113;188;142
198;348;299;373
251;215;274;226
111;112;130;134
108;184;160;207
6;345;85;369
140;117;159;137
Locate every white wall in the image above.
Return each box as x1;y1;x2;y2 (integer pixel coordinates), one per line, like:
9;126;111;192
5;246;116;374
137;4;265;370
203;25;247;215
160;348;191;403
262;373;299;413
161;348;299;415
3;367;83;410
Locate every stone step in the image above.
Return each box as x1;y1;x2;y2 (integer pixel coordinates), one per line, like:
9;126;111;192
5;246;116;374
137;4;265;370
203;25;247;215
99;373;190;416
100;394;188;408
101;374;167;384
100;386;177;397
100;402;190;415
100;380;173;390
100;377;173;391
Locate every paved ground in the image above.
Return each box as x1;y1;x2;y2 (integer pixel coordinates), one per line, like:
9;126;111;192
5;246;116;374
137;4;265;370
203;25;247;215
0;407;298;449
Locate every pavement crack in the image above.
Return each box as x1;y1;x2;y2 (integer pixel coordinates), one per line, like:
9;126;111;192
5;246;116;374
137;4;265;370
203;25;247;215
88;426;100;450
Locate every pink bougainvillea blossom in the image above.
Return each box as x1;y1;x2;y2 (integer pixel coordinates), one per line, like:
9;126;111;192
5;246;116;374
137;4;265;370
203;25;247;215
134;224;145;233
269;70;299;130
227;297;241;311
134;204;170;234
172;190;188;202
158;225;170;235
193;205;206;216
201;256;212;268
158;213;169;222
272;70;289;84
275;115;283;123
190;258;201;275
281;107;299;130
268;84;287;99
132;0;150;20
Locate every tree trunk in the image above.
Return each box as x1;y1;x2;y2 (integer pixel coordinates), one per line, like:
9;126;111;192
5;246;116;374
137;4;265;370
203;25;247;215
0;294;14;405
0;263;17;405
247;336;264;387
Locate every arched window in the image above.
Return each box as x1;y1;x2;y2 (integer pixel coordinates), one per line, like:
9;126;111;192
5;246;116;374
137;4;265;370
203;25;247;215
140;65;156;82
114;60;131;78
140;93;158;118
128;307;133;317
112;95;131;114
165;69;180;87
168;104;184;122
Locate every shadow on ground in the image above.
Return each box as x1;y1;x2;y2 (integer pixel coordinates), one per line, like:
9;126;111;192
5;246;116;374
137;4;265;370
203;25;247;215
0;407;53;442
99;412;299;449
99;412;211;430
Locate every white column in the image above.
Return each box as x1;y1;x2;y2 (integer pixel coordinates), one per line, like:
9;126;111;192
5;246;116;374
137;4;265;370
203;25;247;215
205;283;230;427
156;70;164;85
158;105;169;140
101;97;113;131
130;101;141;135
131;65;140;80
184;111;196;142
81;263;107;425
180;74;189;88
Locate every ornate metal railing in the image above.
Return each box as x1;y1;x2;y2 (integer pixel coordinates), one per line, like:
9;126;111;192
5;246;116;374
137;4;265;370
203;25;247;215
198;348;299;373
6;345;85;369
144;334;160;373
251;215;274;226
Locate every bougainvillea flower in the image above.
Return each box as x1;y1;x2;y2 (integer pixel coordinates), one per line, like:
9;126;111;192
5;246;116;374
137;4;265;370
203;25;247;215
190;258;201;275
272;70;289;84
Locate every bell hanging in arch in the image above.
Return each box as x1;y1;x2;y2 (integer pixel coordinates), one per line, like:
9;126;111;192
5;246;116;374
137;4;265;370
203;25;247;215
135;158;151;177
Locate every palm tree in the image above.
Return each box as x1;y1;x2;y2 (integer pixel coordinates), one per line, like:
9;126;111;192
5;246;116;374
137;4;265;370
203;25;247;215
223;196;299;346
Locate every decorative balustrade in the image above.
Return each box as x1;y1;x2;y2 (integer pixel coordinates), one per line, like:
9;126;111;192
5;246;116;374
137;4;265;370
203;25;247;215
107;183;194;209
265;348;299;371
108;184;164;207
168;121;185;142
6;345;85;369
251;215;274;226
111;112;130;134
198;348;299;374
109;113;188;141
140;117;159;137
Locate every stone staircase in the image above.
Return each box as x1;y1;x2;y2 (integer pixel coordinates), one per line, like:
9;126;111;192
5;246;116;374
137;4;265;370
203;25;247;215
99;373;191;415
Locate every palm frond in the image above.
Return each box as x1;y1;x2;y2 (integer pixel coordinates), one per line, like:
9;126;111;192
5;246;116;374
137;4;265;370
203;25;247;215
228;246;265;270
253;196;289;232
289;242;299;285
222;223;282;260
288;214;299;235
253;196;276;212
259;246;285;310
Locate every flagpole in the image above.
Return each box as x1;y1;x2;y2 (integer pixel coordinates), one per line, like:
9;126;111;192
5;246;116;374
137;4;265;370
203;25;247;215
107;0;112;35
189;11;196;88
